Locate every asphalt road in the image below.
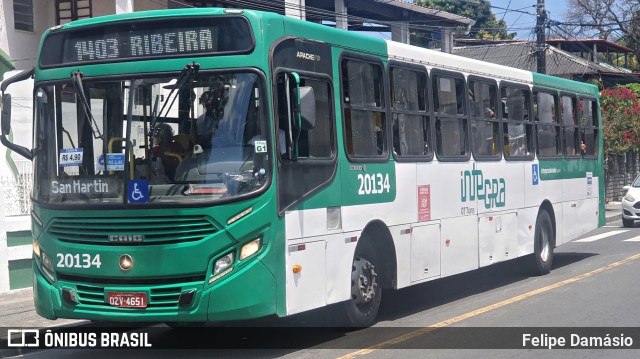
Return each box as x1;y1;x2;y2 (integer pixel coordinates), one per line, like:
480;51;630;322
5;218;640;359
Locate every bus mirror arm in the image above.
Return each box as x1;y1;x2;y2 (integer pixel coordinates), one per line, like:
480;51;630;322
1;93;33;160
1;68;35;159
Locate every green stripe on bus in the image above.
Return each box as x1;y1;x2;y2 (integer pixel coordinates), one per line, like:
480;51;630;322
539;159;600;181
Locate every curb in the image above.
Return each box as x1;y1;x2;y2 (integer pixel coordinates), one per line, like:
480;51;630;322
606;214;620;224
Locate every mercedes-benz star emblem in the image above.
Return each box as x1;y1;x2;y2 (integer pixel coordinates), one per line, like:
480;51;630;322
119;254;133;271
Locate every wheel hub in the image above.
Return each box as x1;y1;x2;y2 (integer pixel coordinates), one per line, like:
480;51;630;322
351;258;378;306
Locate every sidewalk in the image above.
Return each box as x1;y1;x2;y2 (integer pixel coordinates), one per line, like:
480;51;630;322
0;288;84;329
605;201;622;223
0;203;624;330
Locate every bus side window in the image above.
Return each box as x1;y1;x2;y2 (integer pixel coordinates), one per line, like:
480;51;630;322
580;98;599;157
562;95;579;157
390;66;431;159
468;78;499;159
341;58;386;159
433;73;467;159
501;85;532;159
534;91;561;158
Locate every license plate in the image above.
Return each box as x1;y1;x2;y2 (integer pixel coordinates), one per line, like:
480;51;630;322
107;291;147;308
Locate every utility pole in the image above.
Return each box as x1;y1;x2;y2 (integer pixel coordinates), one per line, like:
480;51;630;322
536;0;547;74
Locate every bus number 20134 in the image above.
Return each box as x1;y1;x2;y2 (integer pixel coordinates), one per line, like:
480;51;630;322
357;173;391;195
57;253;102;269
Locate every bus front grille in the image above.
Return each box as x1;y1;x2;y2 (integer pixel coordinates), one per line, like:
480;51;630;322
48;215;218;245
71;280;203;308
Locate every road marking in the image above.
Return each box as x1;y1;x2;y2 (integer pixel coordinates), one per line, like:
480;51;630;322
574;230;627;242
624;235;640;242
337;252;640;359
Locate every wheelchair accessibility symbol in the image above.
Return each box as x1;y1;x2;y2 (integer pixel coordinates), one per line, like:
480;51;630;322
128;180;148;203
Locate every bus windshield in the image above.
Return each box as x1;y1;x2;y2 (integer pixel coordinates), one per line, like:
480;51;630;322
32;71;271;206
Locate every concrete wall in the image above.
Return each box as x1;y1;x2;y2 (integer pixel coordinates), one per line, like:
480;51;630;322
606;152;640;202
0;186;31;293
1;0;55;71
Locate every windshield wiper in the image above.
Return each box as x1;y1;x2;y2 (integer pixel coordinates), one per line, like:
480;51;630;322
150;62;200;132
71;71;103;140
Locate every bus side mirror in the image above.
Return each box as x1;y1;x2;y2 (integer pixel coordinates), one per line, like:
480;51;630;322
1;94;11;136
298;86;315;130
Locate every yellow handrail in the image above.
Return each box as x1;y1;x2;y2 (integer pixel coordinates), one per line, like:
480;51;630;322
107;137;135;179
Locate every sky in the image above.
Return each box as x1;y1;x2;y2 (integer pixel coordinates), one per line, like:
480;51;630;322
489;0;569;40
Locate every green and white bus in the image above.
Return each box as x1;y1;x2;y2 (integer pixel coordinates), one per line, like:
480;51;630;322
0;8;604;327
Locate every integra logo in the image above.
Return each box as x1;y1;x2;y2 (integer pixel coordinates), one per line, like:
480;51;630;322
109;235;143;242
296;51;321;61
460;163;506;209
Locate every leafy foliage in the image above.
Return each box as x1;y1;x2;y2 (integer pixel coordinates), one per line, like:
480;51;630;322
601;86;640;154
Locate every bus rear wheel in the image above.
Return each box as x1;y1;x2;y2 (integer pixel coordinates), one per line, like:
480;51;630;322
524;210;554;276
343;242;382;327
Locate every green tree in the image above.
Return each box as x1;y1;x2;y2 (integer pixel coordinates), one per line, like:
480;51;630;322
415;0;516;39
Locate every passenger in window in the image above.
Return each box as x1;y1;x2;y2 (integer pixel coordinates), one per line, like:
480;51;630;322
485;107;495;118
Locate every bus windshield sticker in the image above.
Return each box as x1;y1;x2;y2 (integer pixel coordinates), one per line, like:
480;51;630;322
99;153;125;171
128;180;148;203
254;140;267;153
59;148;83;167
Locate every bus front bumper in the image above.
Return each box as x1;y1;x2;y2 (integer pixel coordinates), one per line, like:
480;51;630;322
33;259;277;323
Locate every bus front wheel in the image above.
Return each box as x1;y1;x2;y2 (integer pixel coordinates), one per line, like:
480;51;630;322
525;210;554;276
343;242;382;327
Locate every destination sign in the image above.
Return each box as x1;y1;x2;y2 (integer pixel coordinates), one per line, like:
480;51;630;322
40;17;254;67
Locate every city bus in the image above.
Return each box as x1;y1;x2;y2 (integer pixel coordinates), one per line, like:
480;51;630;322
0;7;604;327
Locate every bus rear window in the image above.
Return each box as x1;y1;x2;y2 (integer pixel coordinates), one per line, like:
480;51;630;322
40;16;254;68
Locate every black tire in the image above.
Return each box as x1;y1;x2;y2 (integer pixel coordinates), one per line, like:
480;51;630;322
524;210;554;276
343;241;382;327
622;215;634;228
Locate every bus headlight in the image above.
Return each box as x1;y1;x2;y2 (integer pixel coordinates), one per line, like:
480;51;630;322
240;238;261;260
41;252;54;273
213;252;234;276
33;240;41;258
625;193;635;202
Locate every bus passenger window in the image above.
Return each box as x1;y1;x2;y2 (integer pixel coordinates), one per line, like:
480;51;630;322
501;86;532;159
341;58;386;159
433;73;467;159
535;91;560;157
562;95;579;157
580;98;599;157
468;79;499;159
390;66;430;158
